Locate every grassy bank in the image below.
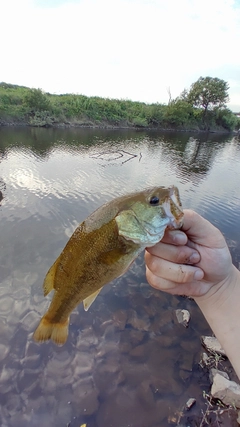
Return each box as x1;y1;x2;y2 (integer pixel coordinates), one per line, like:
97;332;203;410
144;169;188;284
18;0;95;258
0;82;239;131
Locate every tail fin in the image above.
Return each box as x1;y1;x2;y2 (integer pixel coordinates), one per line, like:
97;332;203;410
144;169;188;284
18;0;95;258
33;316;69;346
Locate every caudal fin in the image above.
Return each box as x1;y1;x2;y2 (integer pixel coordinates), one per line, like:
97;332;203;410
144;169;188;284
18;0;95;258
33;316;69;346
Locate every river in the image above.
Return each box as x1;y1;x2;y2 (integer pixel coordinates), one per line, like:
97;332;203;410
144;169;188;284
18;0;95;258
0;127;240;427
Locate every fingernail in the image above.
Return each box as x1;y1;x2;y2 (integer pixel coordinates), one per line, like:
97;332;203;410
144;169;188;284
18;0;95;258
173;233;186;245
189;252;200;263
194;270;204;280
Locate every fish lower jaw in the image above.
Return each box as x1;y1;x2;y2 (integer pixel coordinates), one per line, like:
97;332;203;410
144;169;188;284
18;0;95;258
167;216;184;230
162;201;184;230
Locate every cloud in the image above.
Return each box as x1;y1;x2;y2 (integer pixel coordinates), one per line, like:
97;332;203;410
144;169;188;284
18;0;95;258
1;0;240;109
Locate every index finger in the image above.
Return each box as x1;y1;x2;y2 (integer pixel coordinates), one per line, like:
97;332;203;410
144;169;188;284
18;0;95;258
161;228;188;246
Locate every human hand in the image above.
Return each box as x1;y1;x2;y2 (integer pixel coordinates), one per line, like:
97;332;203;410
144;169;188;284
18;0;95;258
145;209;234;298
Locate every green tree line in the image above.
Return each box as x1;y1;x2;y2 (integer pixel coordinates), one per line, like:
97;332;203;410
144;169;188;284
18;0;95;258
0;77;239;131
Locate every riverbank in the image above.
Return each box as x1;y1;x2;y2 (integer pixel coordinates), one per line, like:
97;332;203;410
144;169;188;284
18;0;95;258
0;117;234;134
0;83;239;132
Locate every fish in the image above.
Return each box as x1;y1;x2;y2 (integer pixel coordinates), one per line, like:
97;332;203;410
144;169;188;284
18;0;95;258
33;185;184;346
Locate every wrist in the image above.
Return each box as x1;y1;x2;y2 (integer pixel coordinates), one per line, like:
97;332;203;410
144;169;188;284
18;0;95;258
194;265;240;310
193;265;240;379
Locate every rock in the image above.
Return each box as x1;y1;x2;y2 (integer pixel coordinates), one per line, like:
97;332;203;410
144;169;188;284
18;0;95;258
153;334;179;348
185;397;196;410
151;374;183;396
137;379;156;407
71;351;94;378
179;369;192;381
129;329;145;346
21;310;39;332
180;339;198;352
237;410;240;424
127;309;150;331
211;373;240;408
119;341;132;354
175;309;190;327
93;358;125;397
96;386;170;427
75;326;99;351
0;296;15;316
201;336;226;356
149;310;174;335
129;344;146;360
157;310;174;328
96;339;120;358
201;352;211;366
112;309;128;330
0;343;9;363
71;378;99;416
179;353;194;373
78;388;99;416
209;368;229;383
0;368;18;394
122;361;150;388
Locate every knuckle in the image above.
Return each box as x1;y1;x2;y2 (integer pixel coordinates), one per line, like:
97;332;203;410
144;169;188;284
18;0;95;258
175;265;193;283
175;248;190;264
146;255;160;275
146;268;160;289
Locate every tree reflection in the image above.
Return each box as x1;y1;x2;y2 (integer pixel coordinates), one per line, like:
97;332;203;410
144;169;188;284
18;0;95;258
143;130;237;186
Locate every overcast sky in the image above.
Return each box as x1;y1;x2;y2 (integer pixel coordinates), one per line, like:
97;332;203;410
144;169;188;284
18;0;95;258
1;0;240;111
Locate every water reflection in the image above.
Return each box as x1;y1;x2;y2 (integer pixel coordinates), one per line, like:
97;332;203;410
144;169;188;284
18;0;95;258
0;128;240;426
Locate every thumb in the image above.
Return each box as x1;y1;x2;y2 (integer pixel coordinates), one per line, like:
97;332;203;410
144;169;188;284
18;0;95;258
182;210;226;249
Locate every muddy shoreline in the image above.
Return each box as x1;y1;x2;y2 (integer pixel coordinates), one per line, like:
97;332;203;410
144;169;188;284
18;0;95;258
0;119;233;134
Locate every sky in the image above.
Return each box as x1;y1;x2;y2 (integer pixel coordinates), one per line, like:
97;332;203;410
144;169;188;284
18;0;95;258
1;0;240;111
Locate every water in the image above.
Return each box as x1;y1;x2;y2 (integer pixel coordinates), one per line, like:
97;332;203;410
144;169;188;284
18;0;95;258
0;127;240;427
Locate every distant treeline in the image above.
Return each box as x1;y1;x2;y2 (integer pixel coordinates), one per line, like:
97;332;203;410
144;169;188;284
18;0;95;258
0;81;239;131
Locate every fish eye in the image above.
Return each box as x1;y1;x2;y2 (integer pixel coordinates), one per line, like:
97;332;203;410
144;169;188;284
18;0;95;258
149;196;159;205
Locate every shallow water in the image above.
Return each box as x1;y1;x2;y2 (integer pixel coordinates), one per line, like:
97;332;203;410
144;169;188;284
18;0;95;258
0;127;240;427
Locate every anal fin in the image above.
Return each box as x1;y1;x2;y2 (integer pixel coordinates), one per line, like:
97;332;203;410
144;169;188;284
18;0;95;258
43;257;60;296
83;288;102;311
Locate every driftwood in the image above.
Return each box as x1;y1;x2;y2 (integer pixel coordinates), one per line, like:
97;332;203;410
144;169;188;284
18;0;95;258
90;149;139;165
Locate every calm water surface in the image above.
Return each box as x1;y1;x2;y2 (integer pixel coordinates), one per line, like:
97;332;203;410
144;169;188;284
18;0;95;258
0;127;240;427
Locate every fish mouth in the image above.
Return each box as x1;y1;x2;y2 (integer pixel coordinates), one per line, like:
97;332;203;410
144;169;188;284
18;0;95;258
163;188;184;230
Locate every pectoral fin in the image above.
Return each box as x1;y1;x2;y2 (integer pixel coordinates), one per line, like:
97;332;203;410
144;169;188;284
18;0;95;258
83;288;103;311
98;248;128;265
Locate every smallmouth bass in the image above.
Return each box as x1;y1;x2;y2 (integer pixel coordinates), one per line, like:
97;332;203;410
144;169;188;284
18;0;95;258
33;186;183;345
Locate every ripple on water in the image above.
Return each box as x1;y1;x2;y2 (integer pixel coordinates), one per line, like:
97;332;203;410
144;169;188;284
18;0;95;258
1;131;240;427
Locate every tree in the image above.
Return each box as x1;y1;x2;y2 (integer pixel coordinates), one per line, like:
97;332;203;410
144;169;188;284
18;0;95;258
187;76;229;114
166;86;172;104
24;88;50;112
186;77;230;130
164;99;194;127
179;88;189;101
214;107;238;131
